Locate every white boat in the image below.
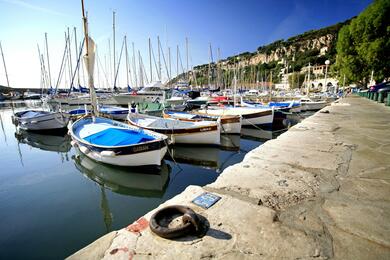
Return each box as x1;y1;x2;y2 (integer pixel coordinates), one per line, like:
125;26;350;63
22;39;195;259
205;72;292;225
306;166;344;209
300;97;327;111
23;91;41;100
163;110;241;134
98;105;129;120
127;113;220;145
110;81;166;105
13;110;70;131
198;106;274;128
70;116;168;166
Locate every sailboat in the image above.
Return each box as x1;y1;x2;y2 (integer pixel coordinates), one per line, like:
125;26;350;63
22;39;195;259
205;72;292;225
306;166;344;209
69;0;168;167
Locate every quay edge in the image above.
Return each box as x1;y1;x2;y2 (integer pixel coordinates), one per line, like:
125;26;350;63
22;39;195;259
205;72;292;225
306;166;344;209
68;96;390;260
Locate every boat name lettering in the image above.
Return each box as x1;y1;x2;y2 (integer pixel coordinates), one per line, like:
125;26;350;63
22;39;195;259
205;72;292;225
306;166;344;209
200;127;211;132
133;145;149;152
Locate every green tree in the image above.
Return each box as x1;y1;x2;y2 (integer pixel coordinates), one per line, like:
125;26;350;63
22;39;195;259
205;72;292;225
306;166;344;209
335;0;390;86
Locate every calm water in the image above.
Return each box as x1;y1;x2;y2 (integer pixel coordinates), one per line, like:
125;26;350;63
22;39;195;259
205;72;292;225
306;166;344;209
0;101;303;260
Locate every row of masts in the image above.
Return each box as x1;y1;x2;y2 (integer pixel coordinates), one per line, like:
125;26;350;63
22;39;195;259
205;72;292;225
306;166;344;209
35;11;198;93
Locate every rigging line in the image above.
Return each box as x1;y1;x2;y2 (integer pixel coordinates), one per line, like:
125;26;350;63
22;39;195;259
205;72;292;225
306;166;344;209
54;36;70;92
158;40;171;81
151;43;159;80
113;37;125;88
96;51;110;90
68;39;85;95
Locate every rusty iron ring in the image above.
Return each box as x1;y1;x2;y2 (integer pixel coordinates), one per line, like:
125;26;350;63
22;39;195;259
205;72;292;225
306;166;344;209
149;205;201;239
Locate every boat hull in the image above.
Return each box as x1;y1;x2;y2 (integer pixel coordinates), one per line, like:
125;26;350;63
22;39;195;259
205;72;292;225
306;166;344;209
74;142;167;167
16;111;70;131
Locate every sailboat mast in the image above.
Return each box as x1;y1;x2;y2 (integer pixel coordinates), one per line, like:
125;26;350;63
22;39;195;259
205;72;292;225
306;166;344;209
157;36;161;81
74;27;80;87
176;45;179;79
67;28;74;89
81;0;98;116
112;11;116;88
124;35;129;87
186;37;189;81
132;42;138;88
168;47;171;86
44;33;52;88
149;38;153;82
0;41;10;88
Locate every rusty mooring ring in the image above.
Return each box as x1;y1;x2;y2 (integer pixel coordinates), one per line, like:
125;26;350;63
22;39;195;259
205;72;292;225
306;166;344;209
149;205;202;239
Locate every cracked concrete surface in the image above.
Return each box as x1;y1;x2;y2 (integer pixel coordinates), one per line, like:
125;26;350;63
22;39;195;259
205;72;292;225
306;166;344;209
68;96;390;259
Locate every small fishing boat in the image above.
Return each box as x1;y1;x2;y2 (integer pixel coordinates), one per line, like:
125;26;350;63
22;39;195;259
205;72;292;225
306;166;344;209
13;110;70;131
98;105;129;120
70;116;168;166
127;113;220;145
198;106;274;128
163;110;241;134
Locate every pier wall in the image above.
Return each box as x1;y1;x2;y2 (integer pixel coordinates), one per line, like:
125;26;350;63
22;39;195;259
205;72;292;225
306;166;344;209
68;96;390;259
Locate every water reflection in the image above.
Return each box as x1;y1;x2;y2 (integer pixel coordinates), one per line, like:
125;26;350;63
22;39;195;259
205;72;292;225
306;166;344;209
14;129;71;153
72;150;171;198
240;127;273;141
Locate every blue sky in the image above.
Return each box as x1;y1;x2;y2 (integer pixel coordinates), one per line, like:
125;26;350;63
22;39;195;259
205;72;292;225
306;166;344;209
0;0;372;88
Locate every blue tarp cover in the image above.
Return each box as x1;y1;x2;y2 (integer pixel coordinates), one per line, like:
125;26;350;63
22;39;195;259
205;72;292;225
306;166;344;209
83;128;154;146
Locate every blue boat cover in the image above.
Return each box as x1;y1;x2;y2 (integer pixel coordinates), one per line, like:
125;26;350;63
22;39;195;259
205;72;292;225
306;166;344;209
83;128;155;146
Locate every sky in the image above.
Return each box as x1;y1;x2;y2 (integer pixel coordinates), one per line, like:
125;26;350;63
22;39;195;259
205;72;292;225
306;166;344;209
0;0;372;89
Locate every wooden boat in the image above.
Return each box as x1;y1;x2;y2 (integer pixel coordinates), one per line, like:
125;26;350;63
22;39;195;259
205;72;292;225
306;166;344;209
127;113;220;145
13;110;70;131
197;106;274;128
162;110;241;134
70;116;168;166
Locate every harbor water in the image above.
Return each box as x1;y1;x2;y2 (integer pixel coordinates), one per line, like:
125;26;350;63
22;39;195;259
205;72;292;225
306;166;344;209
0;101;310;259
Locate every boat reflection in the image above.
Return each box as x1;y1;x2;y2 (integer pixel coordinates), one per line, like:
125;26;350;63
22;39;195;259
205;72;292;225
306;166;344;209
167;145;221;170
240;127;273;141
14;129;71;153
72;151;171;198
220;134;241;151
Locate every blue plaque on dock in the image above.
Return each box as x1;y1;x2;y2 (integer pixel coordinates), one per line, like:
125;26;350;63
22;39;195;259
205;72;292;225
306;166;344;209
192;192;221;209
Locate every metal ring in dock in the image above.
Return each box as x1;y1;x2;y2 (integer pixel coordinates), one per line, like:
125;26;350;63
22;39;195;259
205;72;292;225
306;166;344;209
149;205;202;239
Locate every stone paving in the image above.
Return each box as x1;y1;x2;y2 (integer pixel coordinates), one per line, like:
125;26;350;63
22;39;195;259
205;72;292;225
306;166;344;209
68;96;390;260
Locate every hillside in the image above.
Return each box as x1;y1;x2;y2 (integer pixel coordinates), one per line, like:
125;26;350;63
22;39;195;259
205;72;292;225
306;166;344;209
174;19;351;87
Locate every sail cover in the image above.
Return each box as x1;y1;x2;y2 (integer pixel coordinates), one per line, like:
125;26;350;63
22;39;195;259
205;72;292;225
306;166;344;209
83;36;96;86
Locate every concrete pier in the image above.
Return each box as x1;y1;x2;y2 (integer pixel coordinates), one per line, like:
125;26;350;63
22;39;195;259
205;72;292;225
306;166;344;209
68;96;390;259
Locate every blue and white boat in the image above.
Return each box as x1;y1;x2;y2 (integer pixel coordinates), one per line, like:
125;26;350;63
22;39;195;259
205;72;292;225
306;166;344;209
70;116;168;167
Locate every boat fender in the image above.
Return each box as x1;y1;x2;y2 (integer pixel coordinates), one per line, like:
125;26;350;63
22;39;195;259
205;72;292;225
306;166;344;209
149;205;207;239
70;140;78;147
79;146;90;154
100;150;116;157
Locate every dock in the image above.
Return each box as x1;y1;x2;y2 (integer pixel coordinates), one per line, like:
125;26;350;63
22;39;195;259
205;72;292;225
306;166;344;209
68;96;390;259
